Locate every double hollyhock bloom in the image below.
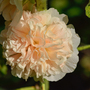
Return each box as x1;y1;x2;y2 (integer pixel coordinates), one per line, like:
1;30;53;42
0;8;80;81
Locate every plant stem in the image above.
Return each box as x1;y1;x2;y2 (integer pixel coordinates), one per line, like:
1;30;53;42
78;45;90;51
40;79;49;90
42;83;45;90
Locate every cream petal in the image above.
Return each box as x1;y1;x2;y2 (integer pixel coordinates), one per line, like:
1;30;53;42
2;4;13;21
0;9;80;81
60;53;79;73
31;49;41;61
12;67;23;78
68;24;80;48
44;71;66;81
14;20;30;34
46;50;57;61
39;48;49;61
10;10;22;26
47;8;60;18
9;5;16;19
0;0;9;13
33;12;51;25
12;28;27;37
31;37;45;48
4;49;16;57
23;11;32;20
59;14;68;24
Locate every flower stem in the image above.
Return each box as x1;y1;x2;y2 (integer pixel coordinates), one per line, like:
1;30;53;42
36;0;47;11
78;45;90;51
42;83;45;90
40;79;49;90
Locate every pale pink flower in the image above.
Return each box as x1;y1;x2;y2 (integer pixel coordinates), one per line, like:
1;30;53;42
0;8;80;81
0;0;23;21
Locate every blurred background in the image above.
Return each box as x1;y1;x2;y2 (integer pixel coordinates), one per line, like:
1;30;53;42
0;0;90;90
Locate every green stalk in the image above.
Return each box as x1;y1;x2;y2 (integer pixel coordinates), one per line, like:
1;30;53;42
78;45;90;51
42;83;45;90
40;79;49;90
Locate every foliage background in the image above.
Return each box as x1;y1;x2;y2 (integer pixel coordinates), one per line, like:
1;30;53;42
0;0;90;90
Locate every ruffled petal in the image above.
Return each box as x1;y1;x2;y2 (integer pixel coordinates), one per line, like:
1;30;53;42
0;9;80;82
44;71;66;81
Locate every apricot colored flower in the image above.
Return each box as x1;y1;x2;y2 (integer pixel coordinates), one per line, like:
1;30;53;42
0;0;23;21
0;8;80;81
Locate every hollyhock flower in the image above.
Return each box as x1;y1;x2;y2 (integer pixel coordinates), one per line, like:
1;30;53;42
0;0;23;21
0;8;80;81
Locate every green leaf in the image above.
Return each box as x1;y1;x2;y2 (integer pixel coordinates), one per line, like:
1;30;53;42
36;0;47;11
30;0;36;4
23;0;28;5
14;0;23;11
23;0;36;12
85;1;90;18
23;0;35;5
16;87;36;90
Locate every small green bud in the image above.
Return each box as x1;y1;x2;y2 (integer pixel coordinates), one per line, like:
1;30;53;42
85;1;90;18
